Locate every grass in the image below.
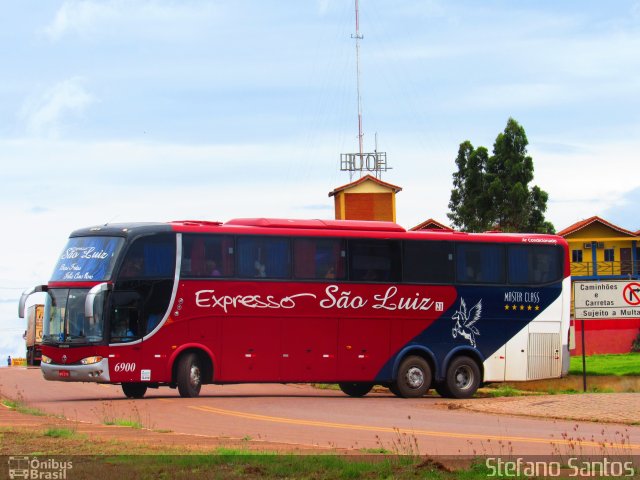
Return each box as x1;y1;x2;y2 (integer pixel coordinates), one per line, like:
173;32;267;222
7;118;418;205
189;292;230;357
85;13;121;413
105;418;145;429
1;398;48;417
569;353;640;376
0;427;500;479
43;427;77;438
484;385;524;397
97;401;150;430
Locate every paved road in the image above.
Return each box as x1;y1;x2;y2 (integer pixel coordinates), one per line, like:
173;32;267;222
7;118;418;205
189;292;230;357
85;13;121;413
1;367;639;456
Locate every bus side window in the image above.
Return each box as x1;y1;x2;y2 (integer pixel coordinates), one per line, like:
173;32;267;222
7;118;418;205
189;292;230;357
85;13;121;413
456;243;505;284
237;237;290;279
403;241;454;283
181;235;235;278
293;238;346;280
348;240;401;283
508;245;561;285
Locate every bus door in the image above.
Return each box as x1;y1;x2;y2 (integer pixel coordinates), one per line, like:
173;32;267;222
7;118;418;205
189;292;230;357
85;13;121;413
108;290;144;382
112;233;176;383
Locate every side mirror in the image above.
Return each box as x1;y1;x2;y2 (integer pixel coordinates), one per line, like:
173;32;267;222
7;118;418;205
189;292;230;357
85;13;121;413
85;283;112;321
18;285;48;318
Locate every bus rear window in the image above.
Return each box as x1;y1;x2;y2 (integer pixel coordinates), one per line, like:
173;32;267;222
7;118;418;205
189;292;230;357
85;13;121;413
51;237;124;282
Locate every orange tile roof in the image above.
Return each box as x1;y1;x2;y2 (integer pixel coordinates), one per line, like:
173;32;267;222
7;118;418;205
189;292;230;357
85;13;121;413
328;174;402;197
557;215;637;237
410;218;454;231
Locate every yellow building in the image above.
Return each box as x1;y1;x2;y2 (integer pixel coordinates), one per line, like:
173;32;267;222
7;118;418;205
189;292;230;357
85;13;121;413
329;174;402;222
557;216;639;279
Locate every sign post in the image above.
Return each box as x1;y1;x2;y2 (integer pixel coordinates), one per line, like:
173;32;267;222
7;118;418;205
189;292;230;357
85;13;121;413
573;280;640;392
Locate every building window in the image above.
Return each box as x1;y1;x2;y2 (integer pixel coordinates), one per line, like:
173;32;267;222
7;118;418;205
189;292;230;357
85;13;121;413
572;250;583;263
604;248;615;262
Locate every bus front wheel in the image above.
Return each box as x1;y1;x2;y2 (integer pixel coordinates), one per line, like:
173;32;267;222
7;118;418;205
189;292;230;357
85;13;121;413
444;356;480;399
122;383;147;399
394;355;432;398
177;352;202;398
338;382;373;397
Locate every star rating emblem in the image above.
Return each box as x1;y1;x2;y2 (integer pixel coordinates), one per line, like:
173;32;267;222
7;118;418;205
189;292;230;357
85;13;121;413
505;304;541;313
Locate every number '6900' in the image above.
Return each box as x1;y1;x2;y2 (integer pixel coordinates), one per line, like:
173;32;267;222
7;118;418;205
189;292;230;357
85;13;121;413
114;362;136;373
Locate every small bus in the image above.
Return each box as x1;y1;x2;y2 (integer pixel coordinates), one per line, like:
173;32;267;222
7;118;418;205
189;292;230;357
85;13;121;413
19;218;570;399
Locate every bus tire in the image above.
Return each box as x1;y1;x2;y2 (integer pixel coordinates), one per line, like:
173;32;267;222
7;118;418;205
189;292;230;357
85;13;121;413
387;383;402;397
444;356;481;399
177;352;202;398
122;383;147;399
338;382;373;397
394;355;432;398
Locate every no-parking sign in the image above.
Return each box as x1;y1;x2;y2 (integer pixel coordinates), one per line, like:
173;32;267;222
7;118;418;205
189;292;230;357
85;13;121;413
574;280;640;319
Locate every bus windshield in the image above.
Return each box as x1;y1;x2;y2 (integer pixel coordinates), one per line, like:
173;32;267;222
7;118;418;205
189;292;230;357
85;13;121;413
43;288;104;344
51;236;125;282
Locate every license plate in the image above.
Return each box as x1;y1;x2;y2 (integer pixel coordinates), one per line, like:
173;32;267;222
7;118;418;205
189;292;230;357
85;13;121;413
58;370;70;378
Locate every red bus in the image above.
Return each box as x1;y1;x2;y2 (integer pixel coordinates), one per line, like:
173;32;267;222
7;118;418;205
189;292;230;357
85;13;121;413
19;218;571;399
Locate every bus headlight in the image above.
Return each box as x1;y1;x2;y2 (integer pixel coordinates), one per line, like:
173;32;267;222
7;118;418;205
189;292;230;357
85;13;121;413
80;356;103;365
41;355;52;364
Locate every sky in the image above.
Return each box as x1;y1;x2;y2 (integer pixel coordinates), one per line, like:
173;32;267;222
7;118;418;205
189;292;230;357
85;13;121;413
1;0;639;359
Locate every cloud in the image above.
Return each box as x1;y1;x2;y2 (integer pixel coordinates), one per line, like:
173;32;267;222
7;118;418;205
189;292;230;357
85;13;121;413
297;204;334;211
602;186;640;232
317;0;330;16
29;206;49;214
44;0;117;40
43;0;222;42
20;78;95;138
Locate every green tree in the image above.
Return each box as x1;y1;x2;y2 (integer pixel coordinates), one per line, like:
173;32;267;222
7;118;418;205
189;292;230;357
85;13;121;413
447;118;555;233
447;142;491;232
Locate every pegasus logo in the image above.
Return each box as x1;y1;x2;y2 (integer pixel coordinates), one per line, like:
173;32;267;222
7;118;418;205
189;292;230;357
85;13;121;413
452;298;482;347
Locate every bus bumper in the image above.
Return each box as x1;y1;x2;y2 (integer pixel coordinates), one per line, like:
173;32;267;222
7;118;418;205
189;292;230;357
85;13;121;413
41;358;111;383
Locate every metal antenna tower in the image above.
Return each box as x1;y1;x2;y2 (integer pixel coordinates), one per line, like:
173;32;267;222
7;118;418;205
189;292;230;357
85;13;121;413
340;0;391;181
353;0;364;164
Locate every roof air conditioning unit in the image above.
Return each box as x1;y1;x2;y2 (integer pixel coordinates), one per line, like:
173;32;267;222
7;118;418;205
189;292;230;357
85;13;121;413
596;242;605;249
583;242;593;249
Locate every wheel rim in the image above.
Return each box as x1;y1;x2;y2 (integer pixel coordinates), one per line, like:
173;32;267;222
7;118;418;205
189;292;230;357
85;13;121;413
190;364;201;388
454;365;473;390
405;366;424;389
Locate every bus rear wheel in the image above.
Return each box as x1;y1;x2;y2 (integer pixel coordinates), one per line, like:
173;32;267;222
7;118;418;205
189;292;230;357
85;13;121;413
444;356;480;399
394;355;432;398
338;382;373;397
177;352;202;398
122;383;147;399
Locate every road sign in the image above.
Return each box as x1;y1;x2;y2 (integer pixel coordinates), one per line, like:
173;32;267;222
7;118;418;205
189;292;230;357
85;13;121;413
622;282;640;306
574;280;640;319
